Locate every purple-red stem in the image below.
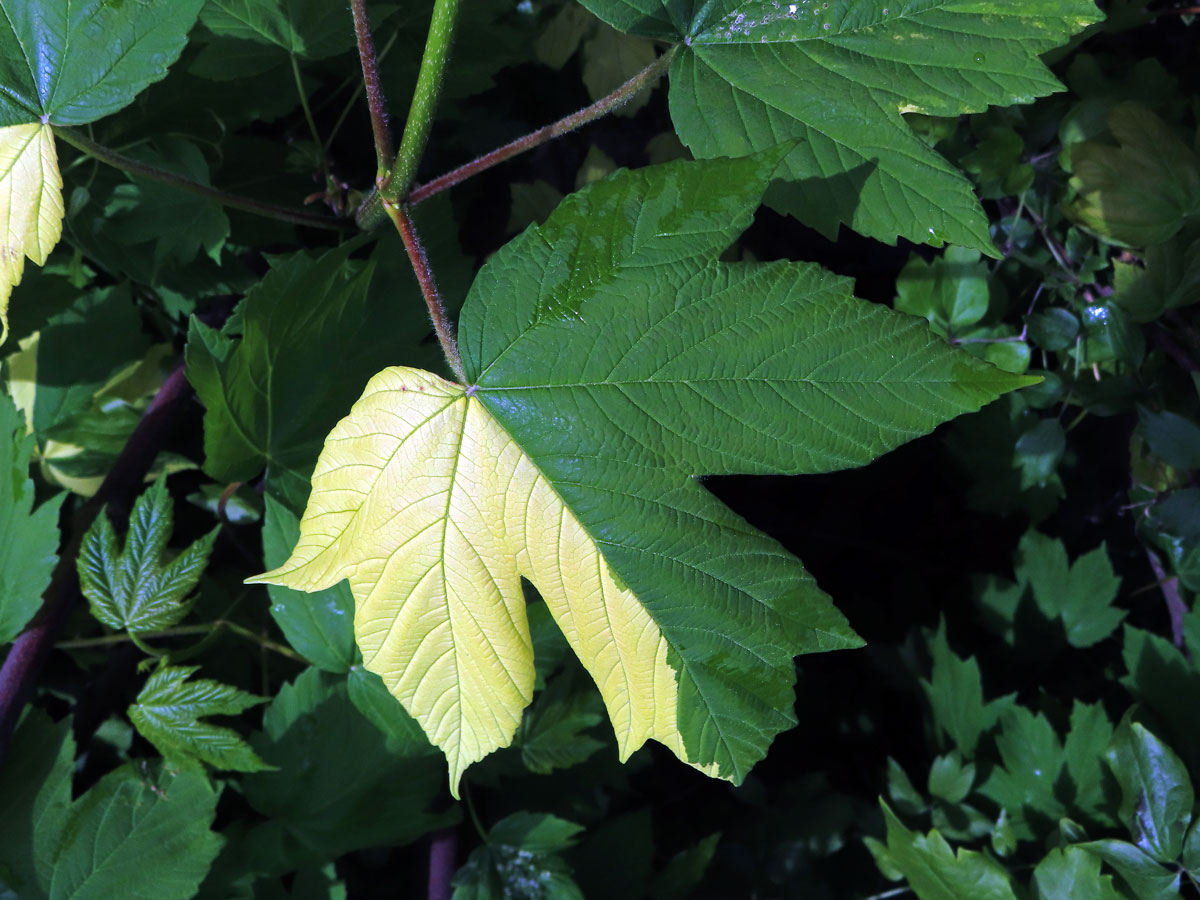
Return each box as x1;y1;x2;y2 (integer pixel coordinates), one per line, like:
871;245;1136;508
427;828;459;900
0;364;194;769
350;0;393;172
408;47;676;206
386;198;465;382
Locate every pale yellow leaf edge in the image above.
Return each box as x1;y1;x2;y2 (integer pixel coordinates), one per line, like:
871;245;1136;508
249;366;722;794
0;121;65;345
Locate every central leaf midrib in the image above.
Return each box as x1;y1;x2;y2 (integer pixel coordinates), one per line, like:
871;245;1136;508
471;393;780;776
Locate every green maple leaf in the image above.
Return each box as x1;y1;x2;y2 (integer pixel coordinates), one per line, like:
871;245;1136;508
579;0;1100;251
0;392;63;644
868;801;1018;900
1015;530;1124;648
253;151;1032;792
129;666;273;773
78;479;218;633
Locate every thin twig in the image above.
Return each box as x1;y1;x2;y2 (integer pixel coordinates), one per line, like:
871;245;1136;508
327;27;400;152
0;364;194;770
53;127;352;231
1147;550;1187;649
386;199;465;381
350;0;394;171
290;53;332;183
409;47;677;206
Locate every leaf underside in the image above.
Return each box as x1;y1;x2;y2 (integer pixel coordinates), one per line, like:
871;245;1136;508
253;152;1032;792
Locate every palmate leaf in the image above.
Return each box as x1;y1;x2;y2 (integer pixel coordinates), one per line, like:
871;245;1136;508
128;666;272;773
253;151;1032;792
579;0;1100;251
78;479;218;633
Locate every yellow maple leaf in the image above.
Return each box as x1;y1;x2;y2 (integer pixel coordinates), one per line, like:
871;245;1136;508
0;122;64;344
251;367;712;793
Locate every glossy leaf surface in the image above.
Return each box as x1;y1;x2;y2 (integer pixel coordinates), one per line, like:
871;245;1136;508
581;0;1100;250
128;666;272;773
0;0;205;126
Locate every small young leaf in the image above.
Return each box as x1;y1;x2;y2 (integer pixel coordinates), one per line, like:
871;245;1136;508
875;801;1018;900
36;763;223;900
77;479;217;633
921;621;1015;757
1105;718;1194;862
0;393;63;644
517;669;606;775
128;666;272;773
928;752;975;805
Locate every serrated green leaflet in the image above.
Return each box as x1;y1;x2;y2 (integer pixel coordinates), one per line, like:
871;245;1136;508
875;801;1019;900
1015;530;1124;648
0;391;63;643
255;151;1032;792
77;479;217;633
580;0;1100;250
129;666;272;773
0;0;205;126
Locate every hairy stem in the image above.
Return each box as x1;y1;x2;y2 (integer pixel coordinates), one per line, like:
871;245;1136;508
53;127;352;232
409;46;677;206
385;198;465;382
386;0;461;202
350;0;394;172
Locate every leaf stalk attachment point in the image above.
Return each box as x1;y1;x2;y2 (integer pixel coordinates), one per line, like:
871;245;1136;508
53;127;352;231
384;197;465;382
